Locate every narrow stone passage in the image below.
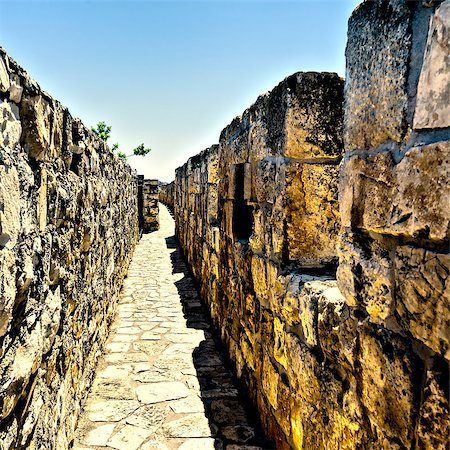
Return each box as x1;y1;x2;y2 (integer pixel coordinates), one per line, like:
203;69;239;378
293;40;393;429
73;204;269;450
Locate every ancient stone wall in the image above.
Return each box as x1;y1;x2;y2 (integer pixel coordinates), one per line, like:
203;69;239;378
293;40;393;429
159;182;174;211
142;179;160;232
337;1;450;448
162;1;450;447
0;48;139;449
167;72;348;448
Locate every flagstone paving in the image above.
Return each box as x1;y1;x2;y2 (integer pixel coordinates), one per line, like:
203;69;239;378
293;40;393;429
72;204;269;450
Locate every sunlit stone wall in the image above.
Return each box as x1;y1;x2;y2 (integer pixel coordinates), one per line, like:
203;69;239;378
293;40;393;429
162;1;450;447
166;72;347;448
0;48;139;449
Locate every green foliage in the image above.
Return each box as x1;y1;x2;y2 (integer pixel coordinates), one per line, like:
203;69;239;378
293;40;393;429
132;143;151;157
91;121;152;161
91;121;111;142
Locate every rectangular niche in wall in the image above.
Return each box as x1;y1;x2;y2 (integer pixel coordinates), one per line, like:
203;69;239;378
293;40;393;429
233;163;253;242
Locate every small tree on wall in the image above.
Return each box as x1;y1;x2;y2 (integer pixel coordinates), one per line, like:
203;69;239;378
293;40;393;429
91;121;151;161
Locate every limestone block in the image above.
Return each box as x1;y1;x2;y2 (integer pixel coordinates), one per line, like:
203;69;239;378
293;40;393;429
0;249;16;337
414;1;450;129
254;158;276;204
1;325;44;419
317;286;357;371
337;232;393;321
41;287;62;354
0;54;10;93
0;100;22;153
0;165;20;248
21;95;54;160
9;74;23;104
206;183;218;223
262;354;279;410
415;362;450;450
345;0;412;150
285;163;340;266
273;317;287;370
358;324;419;448
340;142;450;241
284;333;320;401
283;72;344;159
395;246;450;359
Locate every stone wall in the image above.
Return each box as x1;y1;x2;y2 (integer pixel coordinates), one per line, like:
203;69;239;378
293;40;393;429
162;1;450;448
336;1;450;448
142;179;159;232
167;72;347;448
159;182;174;211
0;48;139;449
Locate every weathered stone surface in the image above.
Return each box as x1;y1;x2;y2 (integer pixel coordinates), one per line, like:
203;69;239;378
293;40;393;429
337;232;393;321
87;400;139;422
0;101;22;153
285;162;340;266
359;325;418;448
142;178;160;232
0;47;139;450
416;362;450;450
136;382;190;404
107;424;153;450
338;1;450;449
0;54;10;93
395;246;450;358
340;142;450;241
162;414;212;438
414;1;450;129
344;0;412;150
282;72;344;159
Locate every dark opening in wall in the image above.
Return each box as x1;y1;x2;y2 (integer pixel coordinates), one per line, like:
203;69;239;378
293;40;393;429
233;163;253;242
70;153;81;175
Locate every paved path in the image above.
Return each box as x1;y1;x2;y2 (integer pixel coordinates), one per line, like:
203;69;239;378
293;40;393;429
73;204;268;450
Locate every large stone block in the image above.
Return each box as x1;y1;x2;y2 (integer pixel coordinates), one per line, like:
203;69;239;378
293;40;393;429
337;232;393;321
345;0;412;150
395;245;450;359
415;359;450;450
414;1;450;130
283;72;344;159
20;95;53;161
358;324;420;448
0;101;22;154
285;162;340;266
340;141;450;241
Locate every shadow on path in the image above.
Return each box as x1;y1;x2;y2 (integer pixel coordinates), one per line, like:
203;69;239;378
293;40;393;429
166;235;273;450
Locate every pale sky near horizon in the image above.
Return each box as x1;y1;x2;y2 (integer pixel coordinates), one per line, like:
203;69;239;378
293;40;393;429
0;0;360;182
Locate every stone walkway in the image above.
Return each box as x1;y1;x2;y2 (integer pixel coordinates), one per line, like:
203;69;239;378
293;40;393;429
72;204;269;450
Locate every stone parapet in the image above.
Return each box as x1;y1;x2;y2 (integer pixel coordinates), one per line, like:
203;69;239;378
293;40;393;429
167;72;346;448
164;3;450;444
142;179;159;232
0;48;139;449
337;0;450;448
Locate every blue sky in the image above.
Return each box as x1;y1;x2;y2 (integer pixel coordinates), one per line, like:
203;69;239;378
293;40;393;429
0;0;360;181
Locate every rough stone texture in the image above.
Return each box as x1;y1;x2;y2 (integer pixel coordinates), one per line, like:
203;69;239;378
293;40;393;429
161;3;450;446
344;0;413;150
159;182;174;211
72;205;268;450
338;1;450;448
142;179;159;232
162;73;346;448
414;1;450;129
0;48;139;449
